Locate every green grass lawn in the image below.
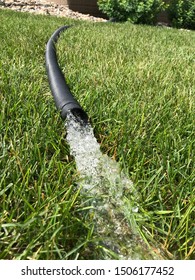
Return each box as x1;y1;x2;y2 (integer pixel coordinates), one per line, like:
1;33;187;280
0;8;194;260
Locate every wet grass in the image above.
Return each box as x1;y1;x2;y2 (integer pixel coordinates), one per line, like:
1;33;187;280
0;9;194;259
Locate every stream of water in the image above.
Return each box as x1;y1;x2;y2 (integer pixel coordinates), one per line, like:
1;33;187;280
65;112;159;260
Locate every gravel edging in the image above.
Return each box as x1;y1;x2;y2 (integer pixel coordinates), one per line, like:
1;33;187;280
0;0;107;22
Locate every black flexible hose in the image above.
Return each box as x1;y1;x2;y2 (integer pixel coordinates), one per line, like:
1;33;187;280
45;25;89;124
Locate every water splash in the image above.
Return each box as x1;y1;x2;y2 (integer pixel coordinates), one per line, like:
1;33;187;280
65;112;159;259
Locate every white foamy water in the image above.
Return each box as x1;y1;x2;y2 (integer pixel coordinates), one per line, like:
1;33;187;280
65;112;159;260
66;113;133;194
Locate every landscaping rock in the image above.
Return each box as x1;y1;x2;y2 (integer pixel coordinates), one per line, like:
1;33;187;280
1;0;107;21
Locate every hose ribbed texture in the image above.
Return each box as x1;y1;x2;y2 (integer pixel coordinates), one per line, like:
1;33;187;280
45;25;88;123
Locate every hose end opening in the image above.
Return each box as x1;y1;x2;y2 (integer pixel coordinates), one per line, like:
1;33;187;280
69;108;89;126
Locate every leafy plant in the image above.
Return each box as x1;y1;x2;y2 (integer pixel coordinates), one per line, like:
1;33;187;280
98;0;166;24
168;0;195;30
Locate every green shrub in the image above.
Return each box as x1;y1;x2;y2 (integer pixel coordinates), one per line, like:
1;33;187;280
168;0;195;30
98;0;166;24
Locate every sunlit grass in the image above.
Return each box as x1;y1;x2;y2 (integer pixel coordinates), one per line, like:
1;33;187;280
0;9;194;259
